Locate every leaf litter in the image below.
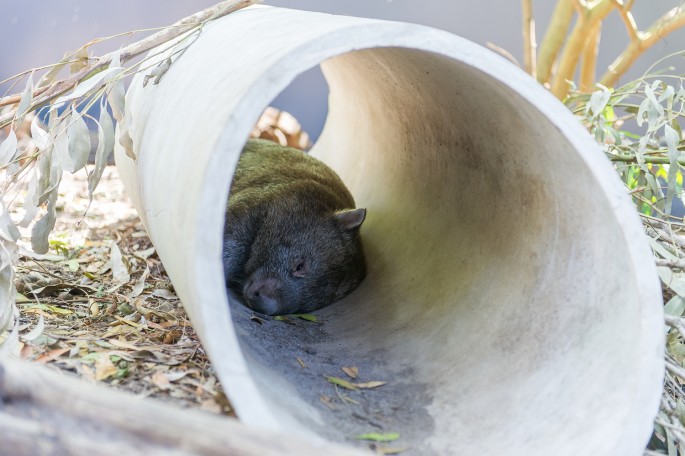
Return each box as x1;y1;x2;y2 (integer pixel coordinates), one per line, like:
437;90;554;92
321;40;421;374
9;161;232;416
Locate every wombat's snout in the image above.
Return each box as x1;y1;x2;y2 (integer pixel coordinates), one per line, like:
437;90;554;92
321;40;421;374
244;277;283;316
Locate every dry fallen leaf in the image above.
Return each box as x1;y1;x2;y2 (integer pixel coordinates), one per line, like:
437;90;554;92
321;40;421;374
320;395;336;410
152;288;177;300
35;347;71;364
109;242;130;284
151;370;171;390
325;376;358;391
355;381;387;389
200;399;222;414
129;266;150;298
342;366;358;379
94;353;118;381
355;432;400;442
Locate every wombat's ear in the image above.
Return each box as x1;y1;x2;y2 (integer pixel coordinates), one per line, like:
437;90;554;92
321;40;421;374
334;208;366;231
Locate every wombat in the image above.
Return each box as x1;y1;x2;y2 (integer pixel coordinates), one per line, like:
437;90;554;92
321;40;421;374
223;139;366;316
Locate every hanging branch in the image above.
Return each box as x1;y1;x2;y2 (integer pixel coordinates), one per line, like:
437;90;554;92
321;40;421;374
522;0;537;76
0;0;258;128
579;21;601;92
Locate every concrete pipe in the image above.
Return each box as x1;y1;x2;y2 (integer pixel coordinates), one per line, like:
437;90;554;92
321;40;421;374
114;5;664;455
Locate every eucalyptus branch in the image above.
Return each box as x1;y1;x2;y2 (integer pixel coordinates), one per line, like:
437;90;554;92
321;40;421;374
600;5;685;87
611;0;639;42
550;0;614;98
0;0;258;127
536;0;575;83
522;0;537;76
610;153;685;166
657;258;685;268
579;22;601;92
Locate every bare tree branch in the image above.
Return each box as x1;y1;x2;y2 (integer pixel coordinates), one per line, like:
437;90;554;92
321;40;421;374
536;0;576;83
600;5;685;87
579;21;601;92
522;0;537;76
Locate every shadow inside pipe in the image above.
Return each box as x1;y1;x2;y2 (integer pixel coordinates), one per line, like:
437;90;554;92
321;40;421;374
227;290;434;451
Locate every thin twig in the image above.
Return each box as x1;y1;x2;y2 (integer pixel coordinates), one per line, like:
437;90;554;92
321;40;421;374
609;154;685;166
665;358;685;380
485;42;522;67
657;258;685;269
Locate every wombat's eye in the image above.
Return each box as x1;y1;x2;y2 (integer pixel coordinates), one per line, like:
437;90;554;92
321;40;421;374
292;258;307;277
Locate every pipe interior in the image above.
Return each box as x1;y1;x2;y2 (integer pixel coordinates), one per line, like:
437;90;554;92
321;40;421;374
227;47;645;455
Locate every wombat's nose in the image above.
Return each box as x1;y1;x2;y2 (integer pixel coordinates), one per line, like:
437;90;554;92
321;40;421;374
245;277;283;315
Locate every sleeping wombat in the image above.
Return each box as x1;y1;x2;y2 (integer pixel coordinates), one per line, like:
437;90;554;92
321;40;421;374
223;139;366;316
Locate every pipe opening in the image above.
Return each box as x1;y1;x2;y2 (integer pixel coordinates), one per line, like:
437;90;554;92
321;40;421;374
222;46;651;454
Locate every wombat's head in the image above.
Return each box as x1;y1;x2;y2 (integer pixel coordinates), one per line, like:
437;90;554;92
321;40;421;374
243;208;366;316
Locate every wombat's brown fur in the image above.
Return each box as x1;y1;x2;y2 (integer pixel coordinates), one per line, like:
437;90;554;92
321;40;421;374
223;139;366;316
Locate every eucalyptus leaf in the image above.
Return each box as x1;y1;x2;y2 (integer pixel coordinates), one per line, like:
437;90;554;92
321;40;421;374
107;50;126;122
88;108;115;197
0;310;19;356
0;129;17;167
44;161;63;200
664;124;680;215
325;376;358;390
0;203;19;244
677;400;685;428
31;194;57;255
15;72;34;125
53;120;74;173
587;87;610;119
354;433;400;442
665;295;685;318
21;315;45;342
677;85;685;106
639;83;665;132
21;170;40;227
55;66;124;104
659;84;676;103
128;267;150;299
69;45;90;73
658;266;685;297
667;428;677;456
19;148;52;221
67;106;91;173
118;119;136;160
30;116;50;151
635;136;661;199
109;242;130;284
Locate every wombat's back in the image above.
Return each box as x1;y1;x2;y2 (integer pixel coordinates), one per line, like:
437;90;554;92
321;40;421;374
228;139;356;212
